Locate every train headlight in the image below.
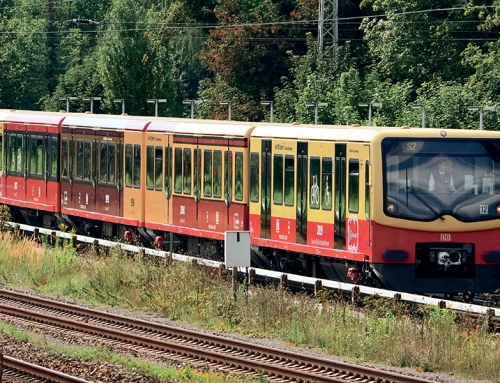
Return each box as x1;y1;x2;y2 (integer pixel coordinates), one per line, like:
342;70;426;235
386;203;396;213
496;204;500;214
437;251;461;265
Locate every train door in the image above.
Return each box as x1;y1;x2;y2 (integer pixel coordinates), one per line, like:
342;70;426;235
334;143;346;250
91;135;98;213
164;138;172;224
46;134;59;207
60;133;74;210
194;143;201;229
25;131;47;205
260;140;272;239
0;126;3;198
224;148;231;228
296;142;308;244
70;130;96;213
345;143;370;253
117;139;123;218
96;132;120;217
5;128;27;202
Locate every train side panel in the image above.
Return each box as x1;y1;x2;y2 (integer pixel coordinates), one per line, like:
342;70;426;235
122;130;145;227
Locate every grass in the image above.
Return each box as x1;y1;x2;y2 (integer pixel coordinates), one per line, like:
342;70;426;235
0;232;498;382
0;321;259;383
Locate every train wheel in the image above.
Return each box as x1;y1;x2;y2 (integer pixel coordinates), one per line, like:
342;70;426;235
461;292;474;303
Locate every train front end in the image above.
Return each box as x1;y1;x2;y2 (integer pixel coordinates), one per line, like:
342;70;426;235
371;128;500;295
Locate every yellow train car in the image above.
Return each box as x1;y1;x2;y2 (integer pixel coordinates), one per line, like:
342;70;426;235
249;124;373;275
148;120;254;255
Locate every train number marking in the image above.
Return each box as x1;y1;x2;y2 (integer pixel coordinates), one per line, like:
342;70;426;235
480;205;488;214
440;234;451;242
180;205;185;215
317;225;324;236
406;142;418;151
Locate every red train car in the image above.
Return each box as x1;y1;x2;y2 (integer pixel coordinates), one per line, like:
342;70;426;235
0;111;65;227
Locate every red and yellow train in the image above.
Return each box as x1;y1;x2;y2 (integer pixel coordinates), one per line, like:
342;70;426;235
1;109;500;297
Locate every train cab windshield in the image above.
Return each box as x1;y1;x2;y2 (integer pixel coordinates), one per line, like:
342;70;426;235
382;138;500;222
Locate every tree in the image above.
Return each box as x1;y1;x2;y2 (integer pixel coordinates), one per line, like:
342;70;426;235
360;0;486;88
95;0;175;116
0;0;50;109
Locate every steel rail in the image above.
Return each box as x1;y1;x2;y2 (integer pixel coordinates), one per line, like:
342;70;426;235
0;292;435;383
1;354;92;383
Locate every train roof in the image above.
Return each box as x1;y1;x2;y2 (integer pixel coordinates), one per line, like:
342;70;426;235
62;114;150;131
0;110;66;125
250;123;392;142
145;117;256;137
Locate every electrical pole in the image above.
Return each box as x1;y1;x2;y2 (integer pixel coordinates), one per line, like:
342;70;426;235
318;0;338;61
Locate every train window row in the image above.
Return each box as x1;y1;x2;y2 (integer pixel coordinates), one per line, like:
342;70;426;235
250;151;365;213
5;133;59;180
170;147;243;201
125;144;141;188
61;138;124;188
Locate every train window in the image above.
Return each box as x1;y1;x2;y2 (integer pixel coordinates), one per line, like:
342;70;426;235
235;152;243;201
28;136;37;176
165;146;172;195
285;155;294;206
213;151;222;198
183;148;191;194
108;143;116;185
133;144;141;188
101;143;109;184
37;137;43;176
224;151;232;201
365;160;370;221
273;154;283;205
125;144;132;188
194;149;201;197
51;137;58;178
91;140;98;183
69;138;75;180
77;140;83;180
310;157;320;209
84;140;91;181
146;145;154;190
250;152;259;202
322;157;332;210
155;146;163;191
16;135;24;174
62;139;68;178
204;150;212;197
116;142;123;189
348;159;359;213
174;147;182;193
7;134;15;172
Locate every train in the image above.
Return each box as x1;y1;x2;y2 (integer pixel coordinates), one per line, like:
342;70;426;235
1;109;500;300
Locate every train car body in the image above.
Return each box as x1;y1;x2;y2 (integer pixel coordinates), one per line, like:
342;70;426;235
0;109;499;297
370;129;500;295
144;119;254;254
0;111;64;227
250;125;500;295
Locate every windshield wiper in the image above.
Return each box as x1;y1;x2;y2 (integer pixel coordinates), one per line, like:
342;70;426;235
406;186;445;221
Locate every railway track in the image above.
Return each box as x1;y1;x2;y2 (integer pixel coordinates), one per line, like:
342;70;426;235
0;288;436;383
0;354;92;382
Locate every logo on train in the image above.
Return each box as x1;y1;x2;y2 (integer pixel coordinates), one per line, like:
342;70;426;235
347;216;358;252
